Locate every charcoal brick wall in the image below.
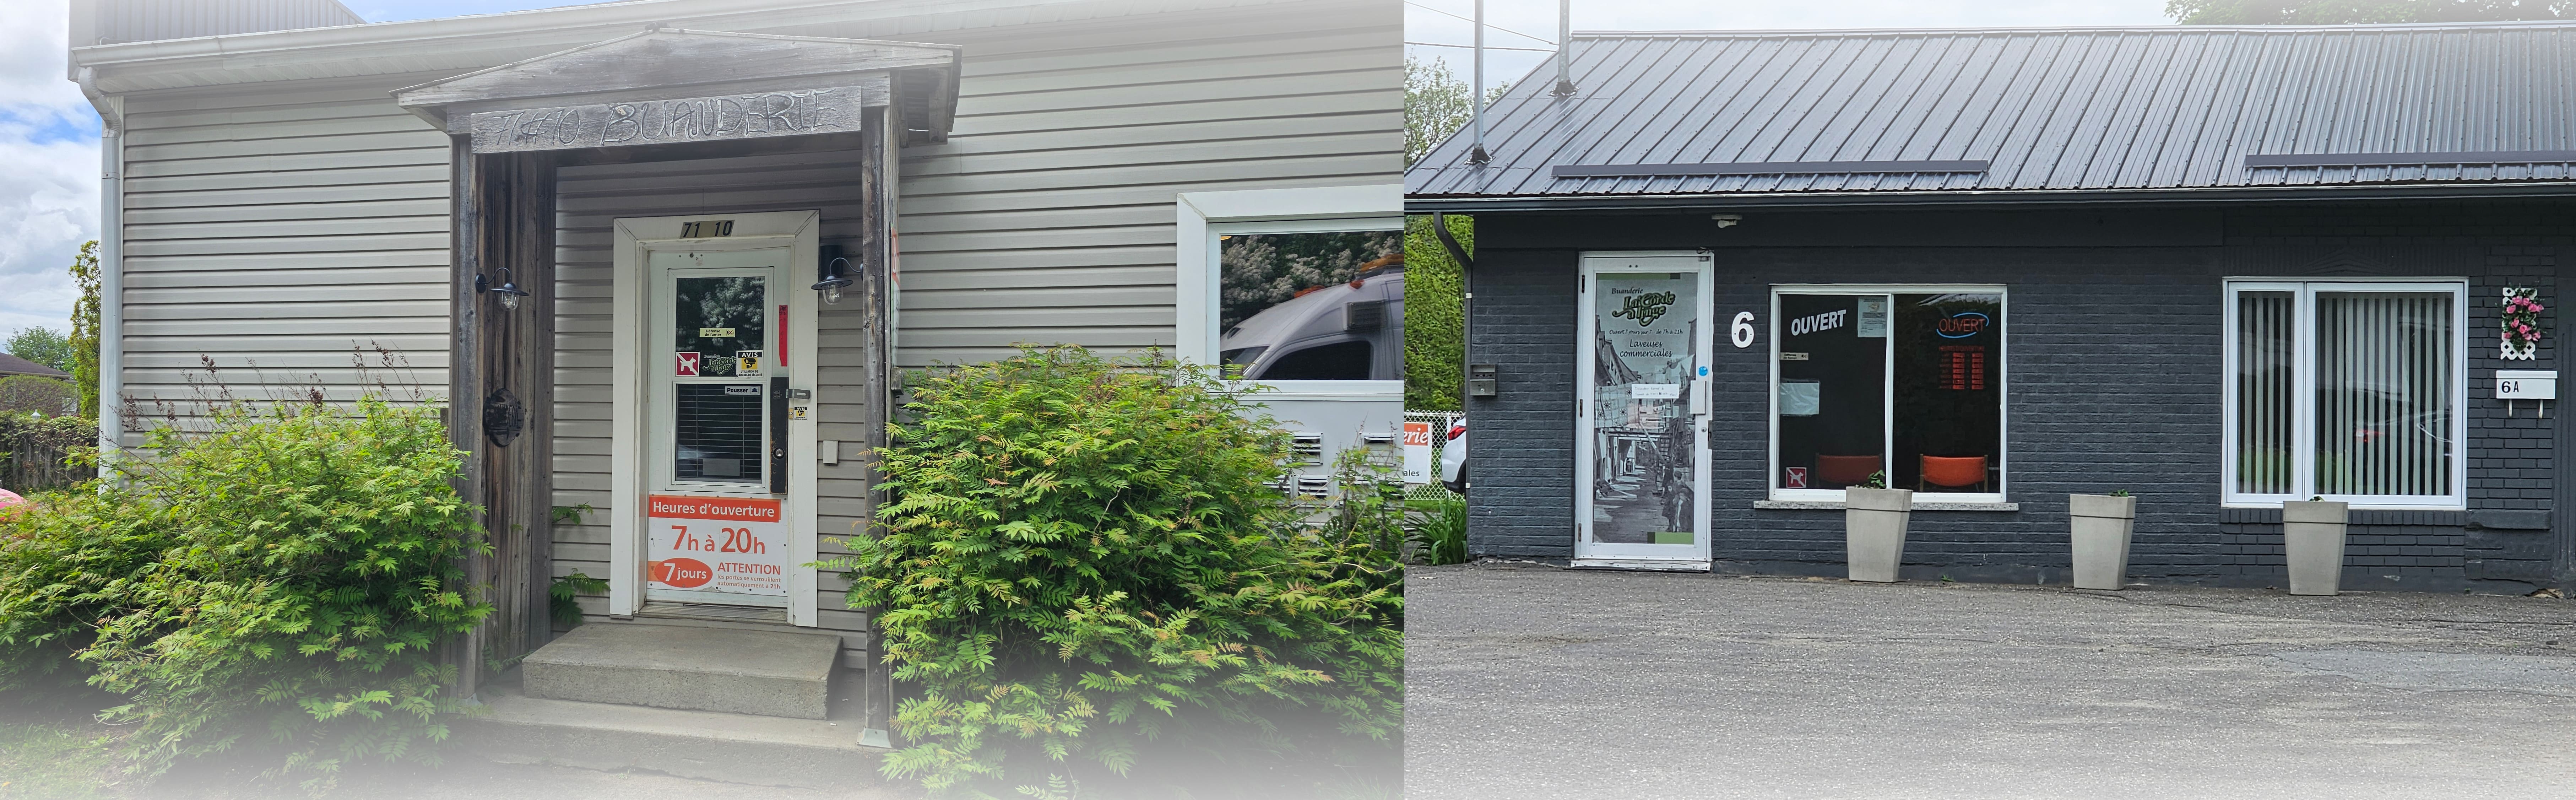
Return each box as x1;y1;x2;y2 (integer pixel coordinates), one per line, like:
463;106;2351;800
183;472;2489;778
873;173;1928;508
1460;200;2575;591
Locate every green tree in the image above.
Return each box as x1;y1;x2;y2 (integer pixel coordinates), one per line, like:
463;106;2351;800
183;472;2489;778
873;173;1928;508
68;240;101;418
1405;56;1511;167
2166;0;2569;23
5;328;72;373
1403;214;1473;411
0;376;75;417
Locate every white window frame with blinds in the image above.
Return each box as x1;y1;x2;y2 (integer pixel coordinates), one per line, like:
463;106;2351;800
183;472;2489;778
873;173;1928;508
2222;279;2469;509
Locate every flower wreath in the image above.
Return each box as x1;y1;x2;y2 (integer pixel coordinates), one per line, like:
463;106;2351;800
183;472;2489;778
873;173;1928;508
2502;287;2545;360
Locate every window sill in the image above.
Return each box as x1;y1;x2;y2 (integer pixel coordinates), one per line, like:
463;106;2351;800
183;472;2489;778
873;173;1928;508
1754;500;2019;512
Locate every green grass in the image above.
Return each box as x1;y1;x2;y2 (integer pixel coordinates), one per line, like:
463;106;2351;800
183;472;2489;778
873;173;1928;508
0;718;119;800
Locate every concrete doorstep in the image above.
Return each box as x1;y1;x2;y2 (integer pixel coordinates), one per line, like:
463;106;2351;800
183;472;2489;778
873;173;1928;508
521;624;843;719
457;680;887;790
457;622;889;790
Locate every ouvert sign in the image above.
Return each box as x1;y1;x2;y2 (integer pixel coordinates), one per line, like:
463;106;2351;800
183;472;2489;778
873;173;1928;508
468;85;879;153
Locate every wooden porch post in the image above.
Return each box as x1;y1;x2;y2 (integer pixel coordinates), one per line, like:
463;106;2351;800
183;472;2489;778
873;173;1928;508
446;138;489;698
861;105;899;739
448;144;560;698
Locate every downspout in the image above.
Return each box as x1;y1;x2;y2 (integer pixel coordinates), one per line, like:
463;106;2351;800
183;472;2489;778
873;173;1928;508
78;66;121;470
1433;212;1474;412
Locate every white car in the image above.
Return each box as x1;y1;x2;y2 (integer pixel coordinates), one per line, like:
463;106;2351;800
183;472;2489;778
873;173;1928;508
1439;419;1467;493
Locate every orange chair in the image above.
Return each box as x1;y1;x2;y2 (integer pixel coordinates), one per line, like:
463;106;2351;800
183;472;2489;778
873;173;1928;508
1919;455;1990;492
1813;455;1881;487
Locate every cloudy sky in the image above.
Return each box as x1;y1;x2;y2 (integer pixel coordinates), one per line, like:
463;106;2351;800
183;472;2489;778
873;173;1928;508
3;0;2174;336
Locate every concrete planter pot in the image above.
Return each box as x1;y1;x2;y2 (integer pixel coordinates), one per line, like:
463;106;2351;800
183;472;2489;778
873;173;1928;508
2067;494;2137;590
1843;487;1914;583
2281;500;2350;596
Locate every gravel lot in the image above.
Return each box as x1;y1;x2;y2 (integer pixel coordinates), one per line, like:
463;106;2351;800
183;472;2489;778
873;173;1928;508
1405;563;2576;800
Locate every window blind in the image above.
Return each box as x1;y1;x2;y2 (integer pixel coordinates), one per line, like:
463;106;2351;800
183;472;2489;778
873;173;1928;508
2314;292;2453;497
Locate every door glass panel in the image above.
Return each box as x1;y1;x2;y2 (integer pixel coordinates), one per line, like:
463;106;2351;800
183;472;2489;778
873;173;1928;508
1777;294;1887;490
675;384;764;484
1892;293;2002;493
674;275;768;378
1589;272;1698;545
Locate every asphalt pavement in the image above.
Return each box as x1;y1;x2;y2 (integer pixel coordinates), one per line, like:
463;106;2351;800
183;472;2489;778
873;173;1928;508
1404;563;2576;800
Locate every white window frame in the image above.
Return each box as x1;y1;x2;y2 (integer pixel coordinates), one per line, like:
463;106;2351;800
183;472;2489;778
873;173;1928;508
1768;284;2010;504
1175;184;1403;399
2221;278;2469;509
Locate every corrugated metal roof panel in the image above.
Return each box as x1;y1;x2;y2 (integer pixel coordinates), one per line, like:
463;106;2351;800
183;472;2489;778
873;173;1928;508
1407;22;2576;201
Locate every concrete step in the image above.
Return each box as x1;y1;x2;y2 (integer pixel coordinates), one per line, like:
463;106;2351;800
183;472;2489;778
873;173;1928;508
521;622;841;719
459;682;887;789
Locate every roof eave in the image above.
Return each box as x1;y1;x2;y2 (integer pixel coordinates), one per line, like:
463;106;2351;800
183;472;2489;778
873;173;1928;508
1402;183;2576;212
66;0;1083;94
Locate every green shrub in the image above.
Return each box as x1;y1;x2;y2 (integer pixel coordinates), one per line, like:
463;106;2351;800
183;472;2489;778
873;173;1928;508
0;395;489;790
1407;497;1468;566
0;375;75;417
824;345;1403;798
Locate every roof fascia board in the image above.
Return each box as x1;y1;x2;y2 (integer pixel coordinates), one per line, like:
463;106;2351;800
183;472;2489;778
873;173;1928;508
1404;183;2576;212
67;0;1083;92
390;28;958;130
394;28;957;104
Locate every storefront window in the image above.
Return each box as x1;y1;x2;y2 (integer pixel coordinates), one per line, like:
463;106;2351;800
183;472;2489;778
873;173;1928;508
1214;230;1403;381
2225;281;2464;507
1773;288;2004;499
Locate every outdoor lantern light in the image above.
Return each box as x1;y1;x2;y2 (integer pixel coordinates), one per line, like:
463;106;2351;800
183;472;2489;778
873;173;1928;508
814;254;856;305
476;266;530;311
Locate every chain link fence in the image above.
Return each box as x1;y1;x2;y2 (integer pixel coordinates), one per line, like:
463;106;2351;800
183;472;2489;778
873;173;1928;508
1403;410;1464;502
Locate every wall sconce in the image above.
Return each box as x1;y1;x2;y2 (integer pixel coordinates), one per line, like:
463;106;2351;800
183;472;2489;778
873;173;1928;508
813;249;855;305
475;266;530;311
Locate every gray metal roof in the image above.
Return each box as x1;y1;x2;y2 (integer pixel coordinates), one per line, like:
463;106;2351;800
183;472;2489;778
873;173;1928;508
1407;22;2576;207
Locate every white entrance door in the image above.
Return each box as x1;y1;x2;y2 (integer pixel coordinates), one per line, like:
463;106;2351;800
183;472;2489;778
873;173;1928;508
1575;253;1714;569
607;211;821;623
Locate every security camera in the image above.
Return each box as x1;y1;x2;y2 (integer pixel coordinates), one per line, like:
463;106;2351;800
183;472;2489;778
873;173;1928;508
1711;213;1742;228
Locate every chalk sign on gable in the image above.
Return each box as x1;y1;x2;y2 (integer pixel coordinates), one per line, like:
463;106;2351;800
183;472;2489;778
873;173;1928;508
646;494;788;597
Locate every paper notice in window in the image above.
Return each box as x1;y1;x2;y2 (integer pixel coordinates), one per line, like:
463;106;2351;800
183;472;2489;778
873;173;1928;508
1779;380;1821;416
1630;383;1682;399
1856;297;1889;337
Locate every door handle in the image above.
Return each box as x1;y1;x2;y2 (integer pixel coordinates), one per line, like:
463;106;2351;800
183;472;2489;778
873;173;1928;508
769;377;789;494
1689;377;1711;416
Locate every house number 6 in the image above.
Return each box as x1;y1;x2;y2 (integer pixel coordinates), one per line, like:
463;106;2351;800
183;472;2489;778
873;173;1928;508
1731;312;1757;348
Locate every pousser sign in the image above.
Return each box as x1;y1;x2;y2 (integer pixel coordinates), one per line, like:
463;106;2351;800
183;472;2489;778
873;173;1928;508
646;494;788;596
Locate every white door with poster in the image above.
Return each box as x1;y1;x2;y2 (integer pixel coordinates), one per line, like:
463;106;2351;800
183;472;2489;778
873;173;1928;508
608;211;820;622
1574;252;1714;569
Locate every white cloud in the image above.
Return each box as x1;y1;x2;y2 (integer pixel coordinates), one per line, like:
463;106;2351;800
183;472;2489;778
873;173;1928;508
0;0;97;335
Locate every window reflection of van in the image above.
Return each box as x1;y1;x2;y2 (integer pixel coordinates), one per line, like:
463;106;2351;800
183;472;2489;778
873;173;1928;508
1220;263;1403;381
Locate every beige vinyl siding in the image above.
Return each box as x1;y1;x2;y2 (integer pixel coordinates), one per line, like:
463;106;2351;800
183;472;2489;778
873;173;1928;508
550;152;877;658
117;75;453;441
888;0;1402;366
100;0;1397;663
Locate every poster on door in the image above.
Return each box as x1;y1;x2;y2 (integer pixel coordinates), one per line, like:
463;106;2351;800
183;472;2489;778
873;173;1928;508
646;494;788;596
1590;273;1699;546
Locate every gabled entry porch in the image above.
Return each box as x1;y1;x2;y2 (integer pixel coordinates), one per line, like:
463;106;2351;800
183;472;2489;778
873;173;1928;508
391;27;960;753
